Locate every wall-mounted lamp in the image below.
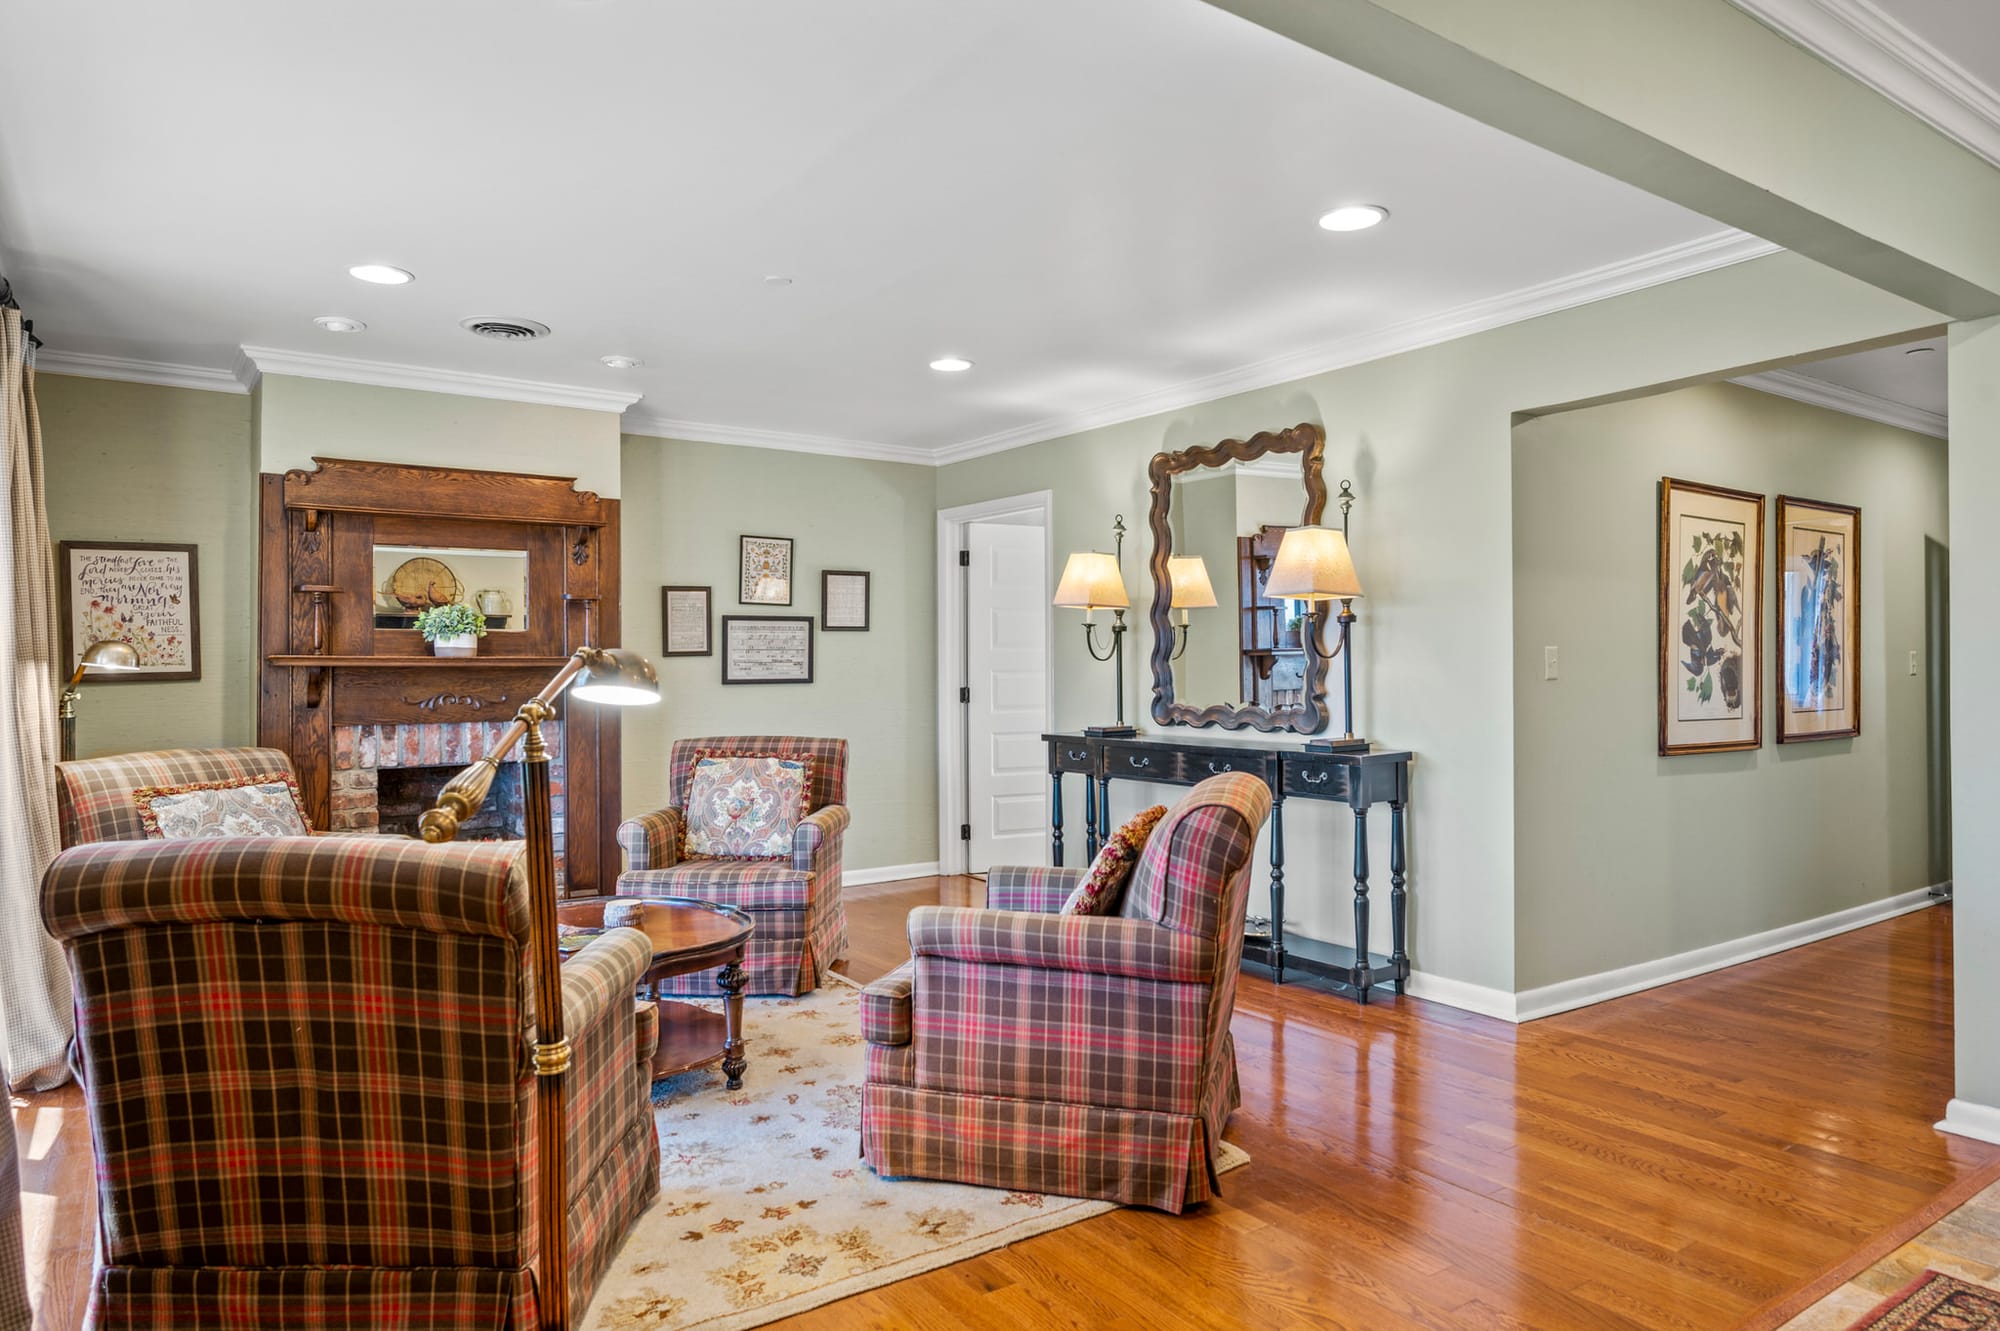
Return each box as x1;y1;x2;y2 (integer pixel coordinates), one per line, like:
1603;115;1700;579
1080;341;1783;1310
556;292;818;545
59;639;141;762
1263;524;1365;746
1053;515;1137;736
1165;555;1217;662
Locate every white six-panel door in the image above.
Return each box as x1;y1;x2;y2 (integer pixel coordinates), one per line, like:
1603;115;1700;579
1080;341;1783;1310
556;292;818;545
966;522;1049;872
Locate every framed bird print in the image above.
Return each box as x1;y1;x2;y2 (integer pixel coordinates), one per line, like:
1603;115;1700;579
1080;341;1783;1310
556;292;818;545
1658;479;1762;756
58;540;202;683
1776;495;1860;743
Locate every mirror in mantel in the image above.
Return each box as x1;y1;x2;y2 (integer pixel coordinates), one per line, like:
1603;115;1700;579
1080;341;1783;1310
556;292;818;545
1147;422;1330;734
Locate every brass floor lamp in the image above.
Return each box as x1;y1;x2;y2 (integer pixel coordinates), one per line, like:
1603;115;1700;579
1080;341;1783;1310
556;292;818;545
420;645;659;1331
59;640;140;762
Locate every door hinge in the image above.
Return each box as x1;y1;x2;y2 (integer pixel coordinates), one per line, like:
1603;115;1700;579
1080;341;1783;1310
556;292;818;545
959;685;970;704
959;823;971;841
958;549;970;566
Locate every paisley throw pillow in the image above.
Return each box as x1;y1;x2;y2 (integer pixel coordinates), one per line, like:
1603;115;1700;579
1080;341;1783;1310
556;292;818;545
681;752;814;860
1061;804;1168;916
134;772;312;840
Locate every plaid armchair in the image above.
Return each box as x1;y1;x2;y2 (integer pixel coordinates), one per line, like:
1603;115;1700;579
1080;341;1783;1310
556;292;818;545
43;835;661;1329
860;771;1271;1213
56;746;304;847
616;735;849;995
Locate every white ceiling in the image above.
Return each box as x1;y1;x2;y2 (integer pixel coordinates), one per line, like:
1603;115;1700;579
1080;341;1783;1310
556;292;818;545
1791;336;1946;416
0;0;1759;459
1871;0;2000;106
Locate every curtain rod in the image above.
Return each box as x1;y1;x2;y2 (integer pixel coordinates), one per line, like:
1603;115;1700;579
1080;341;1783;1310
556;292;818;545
0;276;44;349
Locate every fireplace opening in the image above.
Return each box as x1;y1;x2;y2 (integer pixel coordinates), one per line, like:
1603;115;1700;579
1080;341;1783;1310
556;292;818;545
376;762;527;842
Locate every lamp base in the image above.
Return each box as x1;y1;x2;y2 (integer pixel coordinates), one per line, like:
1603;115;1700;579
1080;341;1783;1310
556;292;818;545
1083;723;1138;738
1304;735;1369;753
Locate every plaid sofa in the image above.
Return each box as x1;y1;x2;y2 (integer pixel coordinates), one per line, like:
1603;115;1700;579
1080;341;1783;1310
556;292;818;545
860;771;1271;1214
616;736;849;996
42;834;662;1329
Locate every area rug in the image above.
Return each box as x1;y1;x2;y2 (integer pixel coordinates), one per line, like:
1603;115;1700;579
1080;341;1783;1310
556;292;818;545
582;973;1249;1331
1847;1271;2000;1329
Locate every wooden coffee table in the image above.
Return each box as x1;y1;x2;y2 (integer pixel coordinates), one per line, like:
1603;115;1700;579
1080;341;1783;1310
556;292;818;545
555;896;756;1089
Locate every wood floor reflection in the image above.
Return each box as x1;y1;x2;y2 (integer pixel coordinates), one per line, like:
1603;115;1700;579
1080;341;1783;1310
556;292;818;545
14;878;1983;1330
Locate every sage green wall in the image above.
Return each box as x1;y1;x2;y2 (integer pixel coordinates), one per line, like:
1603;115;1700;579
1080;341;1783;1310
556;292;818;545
938;251;1938;994
39;374;257;756
1949;317;2000;1112
1512;382;1946;990
254;374;624;497
619;435;940;874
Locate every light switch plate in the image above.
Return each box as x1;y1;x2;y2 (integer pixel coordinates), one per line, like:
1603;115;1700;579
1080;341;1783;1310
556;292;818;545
1544;646;1559;680
1910;650;1919;676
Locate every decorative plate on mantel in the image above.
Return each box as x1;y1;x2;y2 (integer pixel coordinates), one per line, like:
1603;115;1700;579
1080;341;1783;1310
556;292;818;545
386;557;461;611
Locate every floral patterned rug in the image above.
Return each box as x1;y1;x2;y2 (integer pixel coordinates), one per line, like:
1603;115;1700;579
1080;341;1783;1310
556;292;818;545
582;973;1249;1330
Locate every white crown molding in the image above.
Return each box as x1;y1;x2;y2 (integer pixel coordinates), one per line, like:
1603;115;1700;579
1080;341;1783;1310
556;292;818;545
621;409;936;466
1732;367;1948;437
236;345;643;413
930;230;1782;466
1731;0;2000;169
34;348;247;394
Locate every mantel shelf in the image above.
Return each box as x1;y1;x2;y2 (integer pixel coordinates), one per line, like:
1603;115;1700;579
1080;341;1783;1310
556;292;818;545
266;655;574;669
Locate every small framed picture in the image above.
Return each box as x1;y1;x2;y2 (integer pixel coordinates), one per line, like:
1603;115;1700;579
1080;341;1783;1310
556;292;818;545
58;541;201;683
661;585;712;657
721;615;814;685
822;570;871;632
740;535;794;605
1776;495;1861;743
1658;478;1763;756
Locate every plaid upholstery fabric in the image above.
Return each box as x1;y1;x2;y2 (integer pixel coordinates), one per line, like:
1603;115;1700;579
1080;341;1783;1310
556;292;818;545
615;807;683;871
860;963;913;1046
56;747;299;848
667;735;846;811
0;1052;25;1331
909;907;1216;983
861;773;1268;1214
985;864;1085;914
618;735;849;995
45;835;659;1328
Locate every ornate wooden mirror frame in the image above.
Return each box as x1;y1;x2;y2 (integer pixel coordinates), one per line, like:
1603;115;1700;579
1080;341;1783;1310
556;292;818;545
1147;422;1330;734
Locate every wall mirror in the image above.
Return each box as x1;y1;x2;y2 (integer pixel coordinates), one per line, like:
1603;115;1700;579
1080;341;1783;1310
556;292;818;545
371;543;530;631
1147;422;1329;733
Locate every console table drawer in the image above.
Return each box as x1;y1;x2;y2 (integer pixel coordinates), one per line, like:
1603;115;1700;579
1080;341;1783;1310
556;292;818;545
1050;740;1097;774
1282;757;1350;801
1186;751;1277;784
1103;743;1187;783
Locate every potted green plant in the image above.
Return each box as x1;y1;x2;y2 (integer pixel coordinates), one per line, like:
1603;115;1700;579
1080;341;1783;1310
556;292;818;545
413;603;487;658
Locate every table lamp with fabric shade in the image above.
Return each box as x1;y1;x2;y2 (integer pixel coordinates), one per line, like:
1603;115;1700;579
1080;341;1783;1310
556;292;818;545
1263;525;1367;747
421;644;658;1331
1164;555;1217;662
1053;515;1137;737
59;639;140;761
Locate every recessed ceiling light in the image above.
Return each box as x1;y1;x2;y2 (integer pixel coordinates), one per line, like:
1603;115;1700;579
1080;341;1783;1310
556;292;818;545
312;315;366;333
929;356;974;373
1906;345;1939;356
348;263;415;285
763;274;794;287
1317;204;1389;233
600;354;642;369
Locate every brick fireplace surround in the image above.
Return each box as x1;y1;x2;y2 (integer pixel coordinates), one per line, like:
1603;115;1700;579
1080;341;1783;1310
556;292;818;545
330;719;567;886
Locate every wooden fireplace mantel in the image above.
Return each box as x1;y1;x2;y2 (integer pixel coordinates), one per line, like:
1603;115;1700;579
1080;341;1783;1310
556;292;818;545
257;457;625;894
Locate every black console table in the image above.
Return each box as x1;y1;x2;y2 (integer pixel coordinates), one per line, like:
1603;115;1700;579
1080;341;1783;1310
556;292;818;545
1043;731;1412;1004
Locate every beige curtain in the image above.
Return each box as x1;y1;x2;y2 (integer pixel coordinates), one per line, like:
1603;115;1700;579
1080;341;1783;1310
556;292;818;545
0;307;72;1090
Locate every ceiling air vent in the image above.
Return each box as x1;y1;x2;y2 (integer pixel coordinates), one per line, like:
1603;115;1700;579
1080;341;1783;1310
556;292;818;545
459;316;552;341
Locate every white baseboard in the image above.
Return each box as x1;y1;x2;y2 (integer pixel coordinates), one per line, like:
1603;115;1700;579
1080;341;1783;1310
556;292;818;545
1513;886;1941;1022
1937;1099;2000;1146
845;861;941;888
1403;970;1518;1021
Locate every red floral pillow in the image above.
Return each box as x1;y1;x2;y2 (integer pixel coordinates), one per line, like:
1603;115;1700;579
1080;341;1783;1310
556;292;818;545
679;751;815;860
1061;805;1168;916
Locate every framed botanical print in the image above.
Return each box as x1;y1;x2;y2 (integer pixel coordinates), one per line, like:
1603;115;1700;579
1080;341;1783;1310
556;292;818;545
821;570;870;631
1776;495;1860;743
58;541;201;683
720;615;814;684
661;585;712;657
739;535;793;605
1658;479;1762;756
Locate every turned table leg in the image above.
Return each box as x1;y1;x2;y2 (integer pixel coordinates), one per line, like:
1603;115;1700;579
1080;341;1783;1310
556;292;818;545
718;956;748;1090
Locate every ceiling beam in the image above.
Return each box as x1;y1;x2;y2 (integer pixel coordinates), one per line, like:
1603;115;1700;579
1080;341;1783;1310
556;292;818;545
1202;0;2000;318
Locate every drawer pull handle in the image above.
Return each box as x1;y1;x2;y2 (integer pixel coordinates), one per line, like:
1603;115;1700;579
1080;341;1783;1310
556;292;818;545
1207;761;1232;773
1128;755;1152;769
1303;769;1330;785
1066;749;1086;762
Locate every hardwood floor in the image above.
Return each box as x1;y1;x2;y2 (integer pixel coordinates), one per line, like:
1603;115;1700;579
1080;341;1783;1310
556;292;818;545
13;881;1985;1330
